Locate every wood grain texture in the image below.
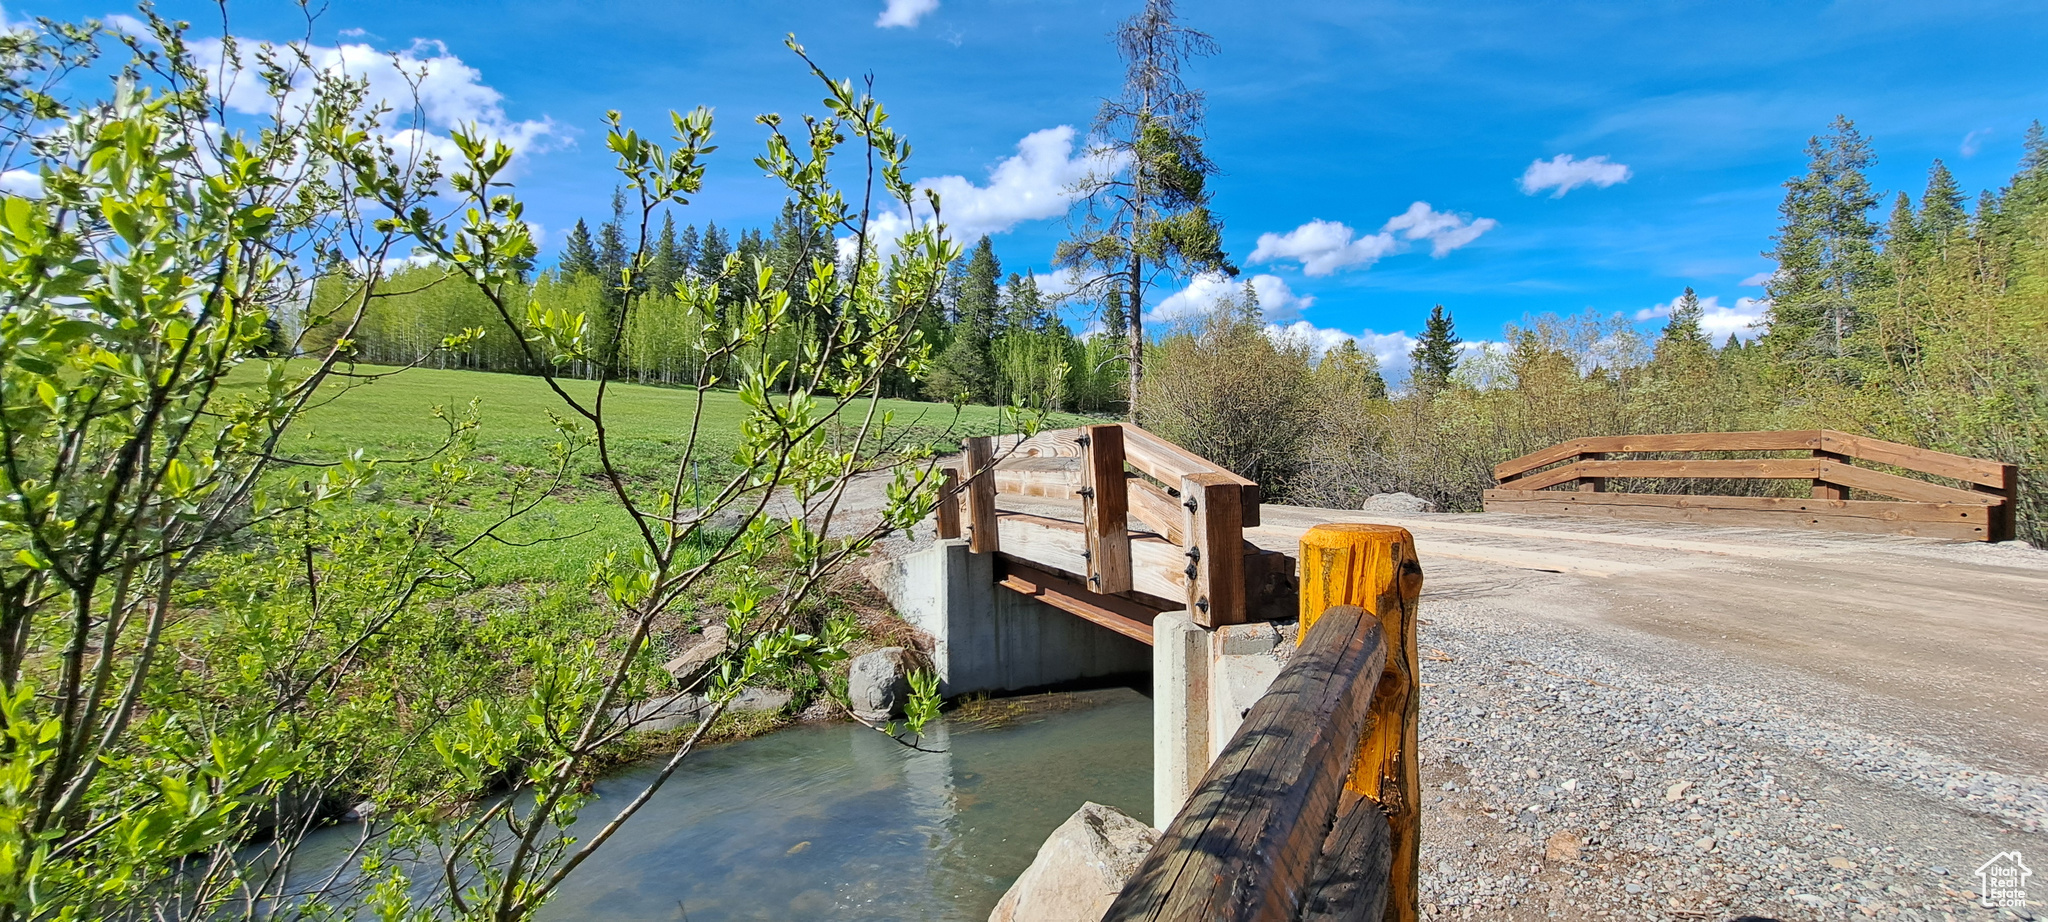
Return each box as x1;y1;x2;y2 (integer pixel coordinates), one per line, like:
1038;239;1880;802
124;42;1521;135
1183;472;1246;627
994;512;1188;602
1811;450;1849;501
1482;490;1993;540
993;457;1082;499
997;560;1163;645
1103;605;1389;922
1297;791;1394;922
1125;423;1261;528
1492;429;2010;488
1082;424;1134;594
1297;524;1422;922
963;436;999;554
992;427;1085;459
1128;477;1187;544
934;467;961;540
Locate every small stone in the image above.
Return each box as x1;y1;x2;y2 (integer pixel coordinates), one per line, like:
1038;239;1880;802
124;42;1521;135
1544;831;1583;862
1827;857;1857;870
1526;767;1542;780
1664;780;1692;802
1694;837;1715;851
662;623;729;685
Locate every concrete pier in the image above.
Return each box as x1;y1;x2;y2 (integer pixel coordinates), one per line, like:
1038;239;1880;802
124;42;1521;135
870;538;1150;696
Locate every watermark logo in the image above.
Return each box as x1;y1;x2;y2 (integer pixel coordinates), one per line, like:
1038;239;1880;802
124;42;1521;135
1976;851;2031;909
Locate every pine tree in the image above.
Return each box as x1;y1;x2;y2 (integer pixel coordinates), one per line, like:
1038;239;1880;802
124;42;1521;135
932;236;1002;401
1885;191;1920;262
595;187;630;304
1409;304;1461;392
1663;287;1707;345
677;224;701;277
699;222;730;277
560;219;599;278
1763;115;1880;359
1919;159;1968;244
649;212;682;296
1055;0;1235;418
2003;121;2048;221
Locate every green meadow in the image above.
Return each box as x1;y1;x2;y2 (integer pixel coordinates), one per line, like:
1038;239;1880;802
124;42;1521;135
240;363;1090;586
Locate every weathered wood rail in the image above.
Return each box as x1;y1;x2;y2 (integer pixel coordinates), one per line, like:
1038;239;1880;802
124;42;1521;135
938;424;1292;637
1106;525;1422;922
1485;430;2018;541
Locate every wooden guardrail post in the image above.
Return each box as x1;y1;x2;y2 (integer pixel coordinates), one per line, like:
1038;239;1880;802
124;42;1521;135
1081;423;1134;594
934;466;961;540
962;436;999;554
1181;471;1246;627
1812;448;1850;501
1299;523;1423;922
1978;463;2020;542
1577;450;1607;493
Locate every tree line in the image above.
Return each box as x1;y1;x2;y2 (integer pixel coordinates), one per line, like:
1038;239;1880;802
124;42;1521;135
1139;118;2048;545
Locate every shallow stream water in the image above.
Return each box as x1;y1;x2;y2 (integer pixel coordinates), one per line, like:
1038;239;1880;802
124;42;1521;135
530;685;1152;921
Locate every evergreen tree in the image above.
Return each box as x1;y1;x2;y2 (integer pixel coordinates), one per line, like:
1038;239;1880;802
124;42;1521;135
699;222;731;277
2005;121;2048;220
1763;115;1880;359
595;187;630;303
560;219;599;278
1003;271;1051;333
1661;287;1708;346
1103;289;1128;339
1920;159;1968;244
1056;0;1235;417
1409;304;1461;392
649;212;683;296
677;223;701;276
1885;191;1920;261
932;236;1002;401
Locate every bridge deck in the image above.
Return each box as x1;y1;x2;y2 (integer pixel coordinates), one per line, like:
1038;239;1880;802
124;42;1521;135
995;493;2048;772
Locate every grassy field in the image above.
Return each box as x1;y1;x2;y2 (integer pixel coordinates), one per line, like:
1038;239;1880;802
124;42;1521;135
239;363;1090;586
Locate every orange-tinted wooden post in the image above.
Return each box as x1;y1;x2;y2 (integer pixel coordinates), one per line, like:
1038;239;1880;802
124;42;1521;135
962;436;999;554
1299;523;1423;922
1081;424;1134;594
934;466;961;540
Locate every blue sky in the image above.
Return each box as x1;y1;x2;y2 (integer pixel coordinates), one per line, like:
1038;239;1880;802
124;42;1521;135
19;0;2048;370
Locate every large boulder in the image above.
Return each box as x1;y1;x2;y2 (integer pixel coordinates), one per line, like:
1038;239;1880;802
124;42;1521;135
987;802;1159;922
847;647;914;723
663;623;728;687
1360;491;1438;515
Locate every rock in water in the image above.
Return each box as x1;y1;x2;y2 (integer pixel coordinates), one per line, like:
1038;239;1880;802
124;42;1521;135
987;802;1159;922
1361;492;1438;514
846;647;913;723
663;623;728;686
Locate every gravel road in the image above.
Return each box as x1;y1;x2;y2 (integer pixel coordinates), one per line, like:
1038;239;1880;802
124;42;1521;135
1415;586;2045;921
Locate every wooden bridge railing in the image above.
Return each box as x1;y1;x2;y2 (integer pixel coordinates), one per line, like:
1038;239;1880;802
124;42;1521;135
1105;524;1422;922
1485;430;2018;541
937;424;1283;633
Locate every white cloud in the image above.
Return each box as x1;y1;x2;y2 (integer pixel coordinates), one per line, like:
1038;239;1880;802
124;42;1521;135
1250;202;1495;276
1266;320;1417;368
846;125;1115;260
1633;294;1767;340
0;168;42;198
191;36;558;168
1961;128;1991;158
1519;154;1632;198
920;126;1109;240
1146;272;1313;325
1739;270;1775;287
1382;202;1499;257
876;0;940;28
102;13;149;37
